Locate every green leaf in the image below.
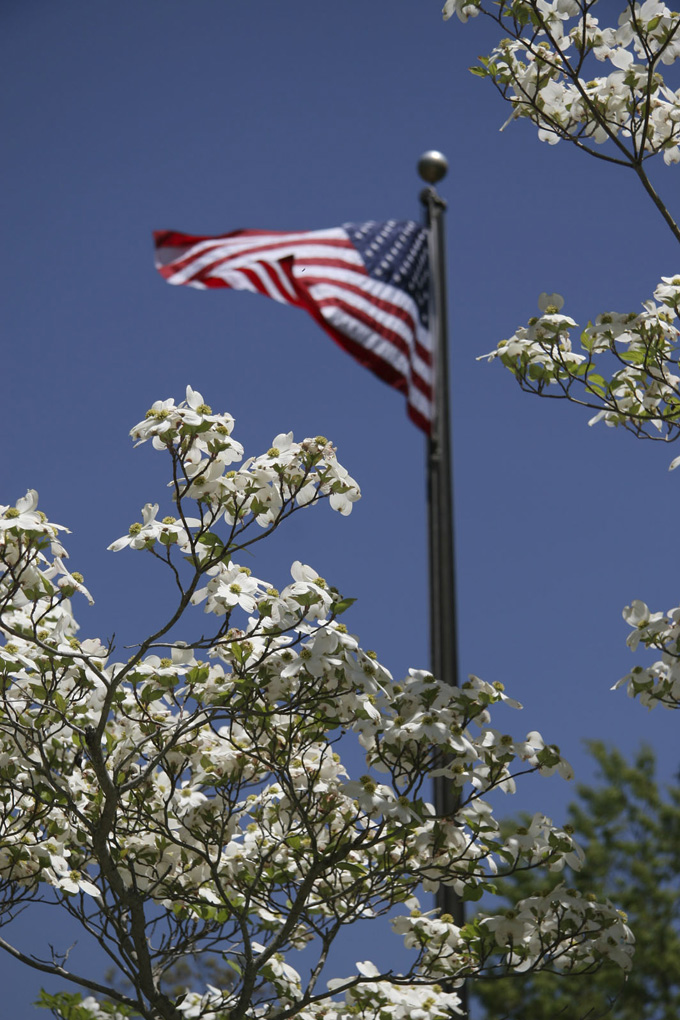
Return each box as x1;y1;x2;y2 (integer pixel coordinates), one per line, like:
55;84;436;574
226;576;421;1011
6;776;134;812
292;592;320;608
333;597;356;615
141;685;166;704
198;531;224;550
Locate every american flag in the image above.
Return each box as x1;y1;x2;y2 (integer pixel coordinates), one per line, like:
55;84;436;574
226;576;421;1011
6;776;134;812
154;221;433;433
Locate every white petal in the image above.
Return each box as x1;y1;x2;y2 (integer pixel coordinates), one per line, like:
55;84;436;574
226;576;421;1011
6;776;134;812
186;385;203;409
291;561;319;583
609;48;634;70
79;878;102;898
16;489;39;514
537;292;565;312
107;536;131;552
142;503;159;524
356;960;380;977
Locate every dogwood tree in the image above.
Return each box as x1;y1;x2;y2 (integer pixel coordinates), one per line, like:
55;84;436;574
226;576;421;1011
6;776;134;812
443;0;680;709
0;388;632;1020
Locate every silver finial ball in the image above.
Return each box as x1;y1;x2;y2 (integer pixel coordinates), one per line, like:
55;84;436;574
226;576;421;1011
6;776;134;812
417;150;448;184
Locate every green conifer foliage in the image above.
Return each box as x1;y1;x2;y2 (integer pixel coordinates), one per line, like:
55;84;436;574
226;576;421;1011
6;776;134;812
474;743;680;1020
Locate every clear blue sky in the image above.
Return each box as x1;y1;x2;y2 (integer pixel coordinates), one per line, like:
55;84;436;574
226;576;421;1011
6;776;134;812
3;2;680;1015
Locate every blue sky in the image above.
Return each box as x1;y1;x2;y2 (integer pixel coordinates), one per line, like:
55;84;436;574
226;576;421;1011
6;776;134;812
3;2;680;1015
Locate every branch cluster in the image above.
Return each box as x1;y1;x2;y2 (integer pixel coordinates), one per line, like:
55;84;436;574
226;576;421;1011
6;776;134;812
0;389;633;1019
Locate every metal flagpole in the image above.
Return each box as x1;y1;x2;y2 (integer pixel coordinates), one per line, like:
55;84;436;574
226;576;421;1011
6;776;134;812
418;151;468;1017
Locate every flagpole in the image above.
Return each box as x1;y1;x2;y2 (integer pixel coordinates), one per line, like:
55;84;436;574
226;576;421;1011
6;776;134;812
418;152;468;1016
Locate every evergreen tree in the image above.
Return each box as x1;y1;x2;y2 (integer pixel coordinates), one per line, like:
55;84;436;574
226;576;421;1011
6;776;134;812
474;743;680;1020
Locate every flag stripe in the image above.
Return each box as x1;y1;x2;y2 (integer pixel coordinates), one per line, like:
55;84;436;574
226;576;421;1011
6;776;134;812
153;222;433;431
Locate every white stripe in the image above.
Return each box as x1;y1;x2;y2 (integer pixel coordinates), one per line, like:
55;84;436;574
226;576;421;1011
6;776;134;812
215;244;363;270
291;263;369;286
407;384;433;421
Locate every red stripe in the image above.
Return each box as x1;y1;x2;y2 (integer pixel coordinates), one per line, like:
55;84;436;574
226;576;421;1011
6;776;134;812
155;228;314;248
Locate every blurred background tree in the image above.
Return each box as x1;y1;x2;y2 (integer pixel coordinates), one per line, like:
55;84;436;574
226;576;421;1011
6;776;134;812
473;742;680;1020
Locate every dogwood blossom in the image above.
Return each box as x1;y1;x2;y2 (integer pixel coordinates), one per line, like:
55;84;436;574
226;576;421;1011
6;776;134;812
479;281;680;457
443;0;680;178
614;597;680;707
0;392;633;1020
